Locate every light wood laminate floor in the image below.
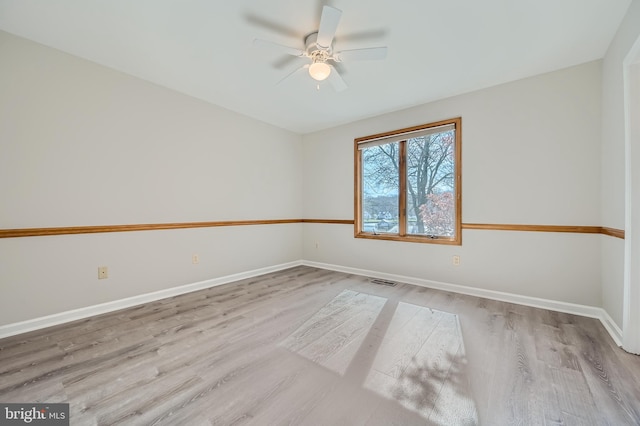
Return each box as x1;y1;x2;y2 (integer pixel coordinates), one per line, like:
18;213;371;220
1;266;639;425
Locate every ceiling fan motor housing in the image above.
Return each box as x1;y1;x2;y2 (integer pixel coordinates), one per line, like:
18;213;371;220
305;32;331;62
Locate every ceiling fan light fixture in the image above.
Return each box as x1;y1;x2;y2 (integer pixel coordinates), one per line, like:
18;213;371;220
309;61;331;81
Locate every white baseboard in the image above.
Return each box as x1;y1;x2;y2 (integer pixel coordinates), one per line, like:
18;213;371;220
0;259;624;348
0;261;302;339
302;260;624;347
598;310;623;347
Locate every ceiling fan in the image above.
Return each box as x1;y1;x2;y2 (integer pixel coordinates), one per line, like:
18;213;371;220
252;5;388;92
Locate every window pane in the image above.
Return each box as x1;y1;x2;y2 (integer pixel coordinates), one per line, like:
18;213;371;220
361;142;400;234
406;130;456;237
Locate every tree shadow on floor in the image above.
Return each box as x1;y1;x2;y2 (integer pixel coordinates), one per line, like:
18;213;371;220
390;350;478;425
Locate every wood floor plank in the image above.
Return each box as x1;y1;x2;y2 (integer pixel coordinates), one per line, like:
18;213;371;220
563;320;640;424
548;365;601;425
486;308;547;425
1;265;639;425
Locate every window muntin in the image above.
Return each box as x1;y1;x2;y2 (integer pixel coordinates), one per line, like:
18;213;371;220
355;118;461;245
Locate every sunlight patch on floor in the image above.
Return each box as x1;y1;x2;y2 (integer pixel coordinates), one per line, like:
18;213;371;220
280;289;386;375
364;302;478;425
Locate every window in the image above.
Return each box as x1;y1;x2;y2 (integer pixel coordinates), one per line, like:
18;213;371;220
354;117;461;245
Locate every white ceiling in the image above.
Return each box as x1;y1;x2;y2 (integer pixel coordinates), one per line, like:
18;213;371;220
0;0;632;134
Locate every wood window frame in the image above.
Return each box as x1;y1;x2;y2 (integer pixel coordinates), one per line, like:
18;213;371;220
354;117;462;245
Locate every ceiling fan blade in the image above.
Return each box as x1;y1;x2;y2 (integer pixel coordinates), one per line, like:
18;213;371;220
272;54;303;70
336;29;388;44
328;65;347;92
317;6;342;48
334;47;388;62
244;13;301;38
276;64;310;86
253;38;305;57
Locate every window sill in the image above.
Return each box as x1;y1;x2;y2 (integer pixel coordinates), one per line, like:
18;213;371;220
355;232;461;245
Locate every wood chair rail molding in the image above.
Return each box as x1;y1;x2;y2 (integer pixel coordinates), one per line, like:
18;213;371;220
0;220;624;239
0;219;302;239
600;226;626;239
462;223;624;239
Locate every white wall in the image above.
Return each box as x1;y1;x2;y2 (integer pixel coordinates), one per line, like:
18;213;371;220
601;0;640;329
303;61;603;306
0;31;303;325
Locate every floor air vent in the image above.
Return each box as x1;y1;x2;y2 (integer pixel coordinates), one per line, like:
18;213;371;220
370;278;397;287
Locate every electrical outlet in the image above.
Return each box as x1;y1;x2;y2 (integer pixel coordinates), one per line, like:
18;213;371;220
452;255;460;266
98;266;108;279
192;254;199;264
315;242;319;249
